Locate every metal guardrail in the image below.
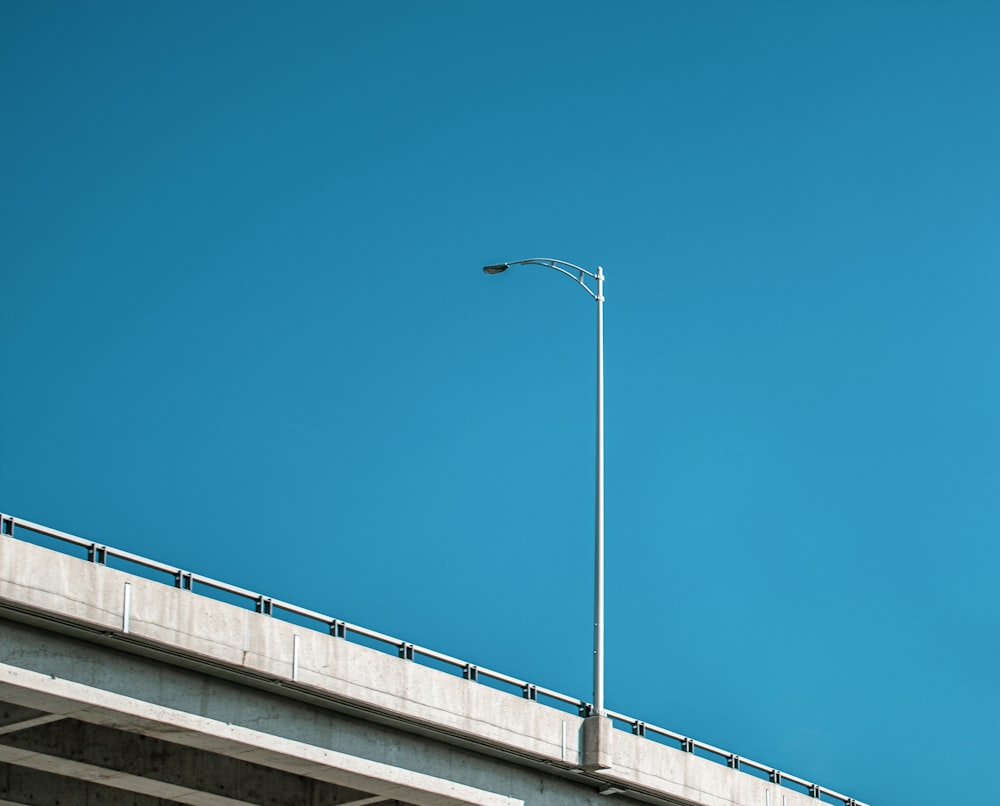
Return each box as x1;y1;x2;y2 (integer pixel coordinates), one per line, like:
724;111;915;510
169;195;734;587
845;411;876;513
0;513;866;806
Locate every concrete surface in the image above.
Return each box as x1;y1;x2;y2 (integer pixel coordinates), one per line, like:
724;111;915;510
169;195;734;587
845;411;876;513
0;531;851;806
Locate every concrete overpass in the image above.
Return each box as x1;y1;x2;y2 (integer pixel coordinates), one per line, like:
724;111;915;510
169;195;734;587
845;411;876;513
0;513;866;806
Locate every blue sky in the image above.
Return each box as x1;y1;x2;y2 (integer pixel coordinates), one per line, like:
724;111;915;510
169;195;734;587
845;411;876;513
2;3;998;804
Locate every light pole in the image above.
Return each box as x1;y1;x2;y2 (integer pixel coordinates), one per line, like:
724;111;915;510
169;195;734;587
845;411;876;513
482;258;606;718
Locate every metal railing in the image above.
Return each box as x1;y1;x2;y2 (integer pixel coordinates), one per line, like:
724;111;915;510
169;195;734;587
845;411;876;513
0;513;866;806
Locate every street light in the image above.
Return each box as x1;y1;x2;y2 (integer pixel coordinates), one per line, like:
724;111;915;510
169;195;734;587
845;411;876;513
482;258;606;719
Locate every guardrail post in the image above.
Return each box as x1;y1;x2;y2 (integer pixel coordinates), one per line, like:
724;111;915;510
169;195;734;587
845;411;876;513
631;721;646;737
681;738;695;753
398;643;414;660
522;684;537;701
809;784;821;799
727;754;740;771
256;596;272;615
329;620;346;638
0;515;12;536
462;664;479;682
770;770;782;784
578;703;594;717
174;571;192;590
88;544;107;564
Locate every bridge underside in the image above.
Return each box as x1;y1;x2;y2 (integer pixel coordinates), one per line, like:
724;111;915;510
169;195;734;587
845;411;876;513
0;616;522;806
0;700;408;806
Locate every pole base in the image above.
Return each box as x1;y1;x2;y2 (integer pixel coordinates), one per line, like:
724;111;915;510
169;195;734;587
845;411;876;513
581;714;613;771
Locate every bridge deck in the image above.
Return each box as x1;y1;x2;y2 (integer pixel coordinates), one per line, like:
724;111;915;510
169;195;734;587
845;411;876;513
0;515;863;806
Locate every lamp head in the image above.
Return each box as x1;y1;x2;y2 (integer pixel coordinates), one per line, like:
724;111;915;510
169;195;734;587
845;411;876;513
483;263;509;275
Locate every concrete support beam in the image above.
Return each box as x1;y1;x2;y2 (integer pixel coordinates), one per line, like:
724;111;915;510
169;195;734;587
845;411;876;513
0;718;379;806
0;744;257;805
0;702;64;736
0;761;174;806
0;660;522;806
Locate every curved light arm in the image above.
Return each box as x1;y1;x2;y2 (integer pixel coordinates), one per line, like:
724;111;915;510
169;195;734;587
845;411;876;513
483;258;604;301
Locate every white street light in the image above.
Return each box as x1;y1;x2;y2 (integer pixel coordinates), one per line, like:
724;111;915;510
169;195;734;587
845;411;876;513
482;258;606;718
